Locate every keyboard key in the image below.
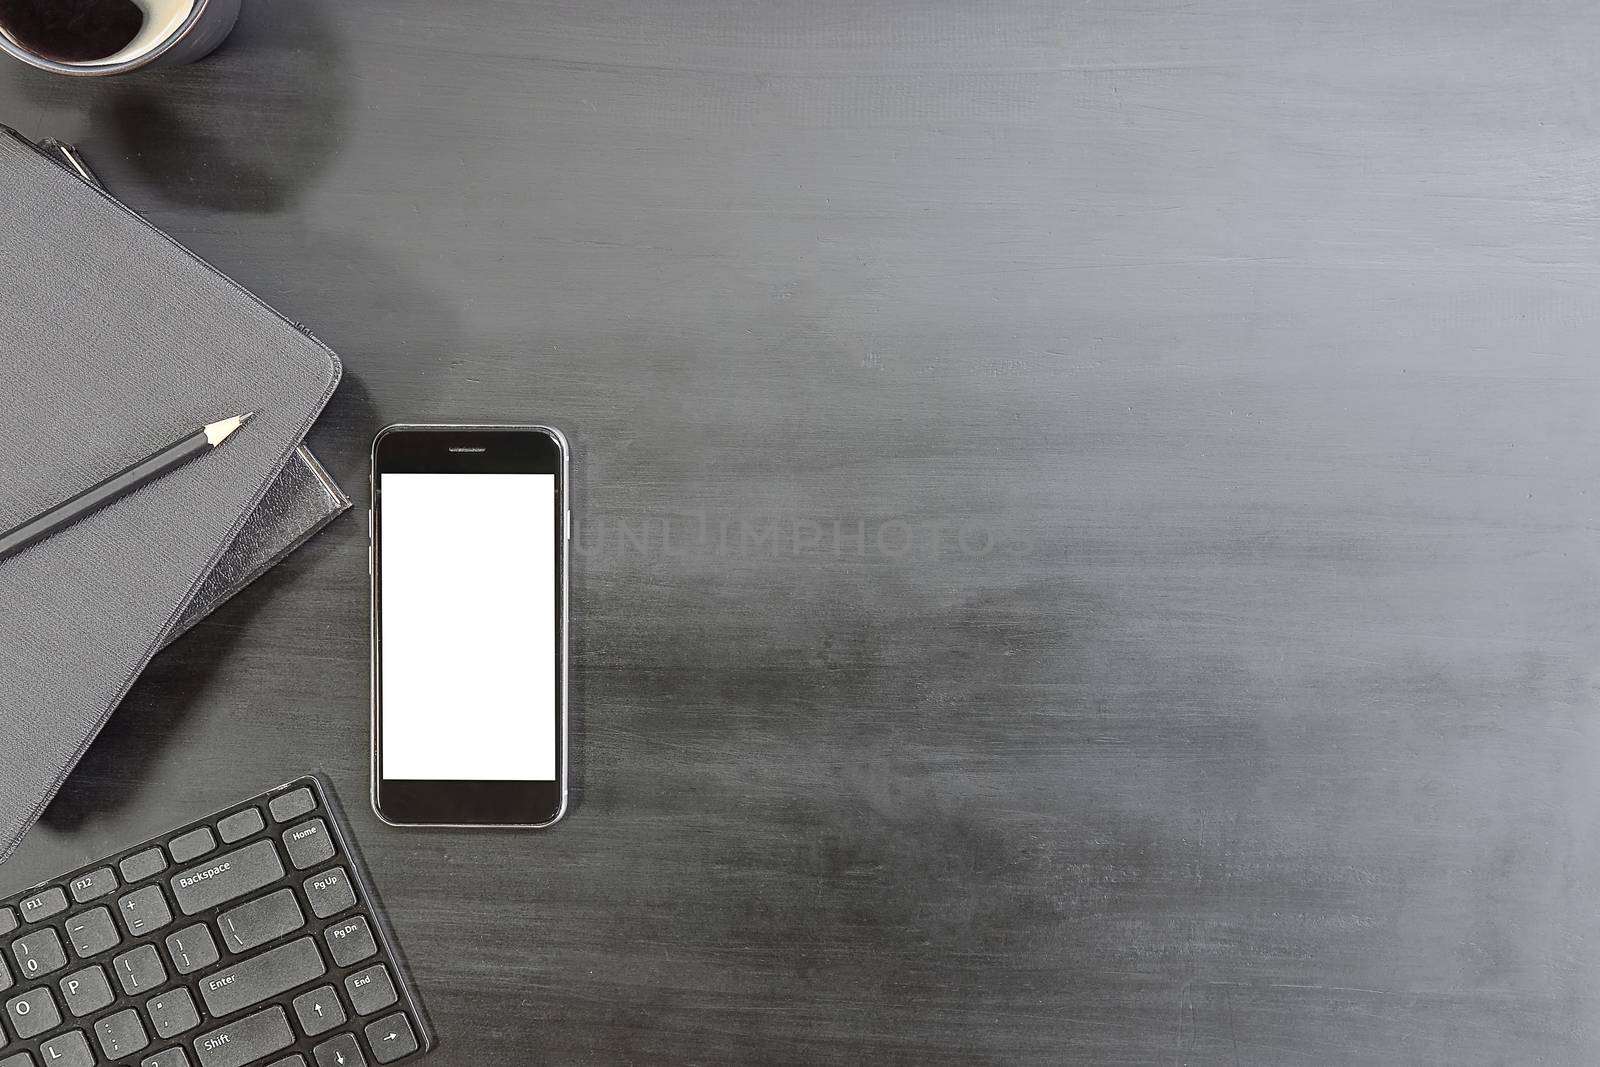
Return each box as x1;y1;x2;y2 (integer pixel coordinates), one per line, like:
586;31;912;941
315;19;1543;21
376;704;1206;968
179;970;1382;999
144;1050;194;1067
12;927;67;978
0;1052;32;1067
267;1058;307;1067
364;1013;418;1064
114;943;167;995
218;808;265;844
218;889;305;954
0;956;12;992
0;908;16;936
324;916;378;966
119;884;175;936
344;964;397;1016
193;1005;294;1067
147;987;202;1039
18;887;66;923
311;1033;366;1067
69;868;117;904
198;937;325;1017
59;964;114;1017
96;1006;151;1059
169;829;217;865
303;867;356;919
171;840;286;916
6;986;60;1038
292;984;346;1037
120;847;169;884
283;819;336;871
167;924;221;975
269;789;316;823
64;905;120;958
38;1030;93;1067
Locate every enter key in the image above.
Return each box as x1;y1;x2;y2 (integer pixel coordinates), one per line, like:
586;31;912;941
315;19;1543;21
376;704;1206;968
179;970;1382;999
198;936;325;1018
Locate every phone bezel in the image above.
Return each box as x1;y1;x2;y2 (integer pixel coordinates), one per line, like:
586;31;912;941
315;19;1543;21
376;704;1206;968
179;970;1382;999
369;423;569;828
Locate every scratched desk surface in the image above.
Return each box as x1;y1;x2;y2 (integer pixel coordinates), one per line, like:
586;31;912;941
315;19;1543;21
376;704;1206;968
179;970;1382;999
2;2;1597;1063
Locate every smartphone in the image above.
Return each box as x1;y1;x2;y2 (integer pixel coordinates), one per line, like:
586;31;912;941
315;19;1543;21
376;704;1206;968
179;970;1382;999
370;424;569;827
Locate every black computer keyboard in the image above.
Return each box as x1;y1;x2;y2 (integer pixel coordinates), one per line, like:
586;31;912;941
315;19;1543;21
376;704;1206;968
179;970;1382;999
0;776;431;1067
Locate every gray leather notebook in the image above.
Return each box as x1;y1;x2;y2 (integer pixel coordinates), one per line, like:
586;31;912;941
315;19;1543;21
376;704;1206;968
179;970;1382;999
0;126;344;862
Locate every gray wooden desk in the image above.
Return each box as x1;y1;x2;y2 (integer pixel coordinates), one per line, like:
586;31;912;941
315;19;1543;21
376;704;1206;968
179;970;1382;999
2;2;1596;1063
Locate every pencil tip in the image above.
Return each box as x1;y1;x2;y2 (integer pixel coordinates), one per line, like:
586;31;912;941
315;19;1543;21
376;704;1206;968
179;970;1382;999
204;413;252;446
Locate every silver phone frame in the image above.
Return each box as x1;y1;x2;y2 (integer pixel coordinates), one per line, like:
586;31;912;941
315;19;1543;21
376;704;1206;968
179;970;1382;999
368;422;570;829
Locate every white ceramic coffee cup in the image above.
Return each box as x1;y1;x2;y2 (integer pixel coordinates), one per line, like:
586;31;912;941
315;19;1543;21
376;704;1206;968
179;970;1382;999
0;0;241;76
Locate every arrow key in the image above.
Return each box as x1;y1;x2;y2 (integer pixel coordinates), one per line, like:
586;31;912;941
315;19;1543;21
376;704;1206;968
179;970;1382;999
312;1033;367;1067
293;984;347;1037
363;1013;418;1064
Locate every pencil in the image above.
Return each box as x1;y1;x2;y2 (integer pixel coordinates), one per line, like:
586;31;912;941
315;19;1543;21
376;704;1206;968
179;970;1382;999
0;413;254;562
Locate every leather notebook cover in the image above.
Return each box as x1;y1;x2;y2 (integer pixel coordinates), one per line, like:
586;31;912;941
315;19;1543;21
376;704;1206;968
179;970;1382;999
0;127;342;862
164;443;349;647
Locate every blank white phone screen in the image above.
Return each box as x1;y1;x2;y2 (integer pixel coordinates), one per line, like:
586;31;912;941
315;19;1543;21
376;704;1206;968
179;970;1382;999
380;472;556;781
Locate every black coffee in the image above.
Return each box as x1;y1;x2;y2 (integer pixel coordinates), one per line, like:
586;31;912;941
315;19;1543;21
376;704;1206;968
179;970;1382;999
0;0;143;63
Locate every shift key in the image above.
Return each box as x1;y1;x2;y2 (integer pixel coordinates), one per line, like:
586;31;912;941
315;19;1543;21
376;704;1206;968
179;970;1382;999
199;937;325;1017
171;841;285;915
194;1005;294;1067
